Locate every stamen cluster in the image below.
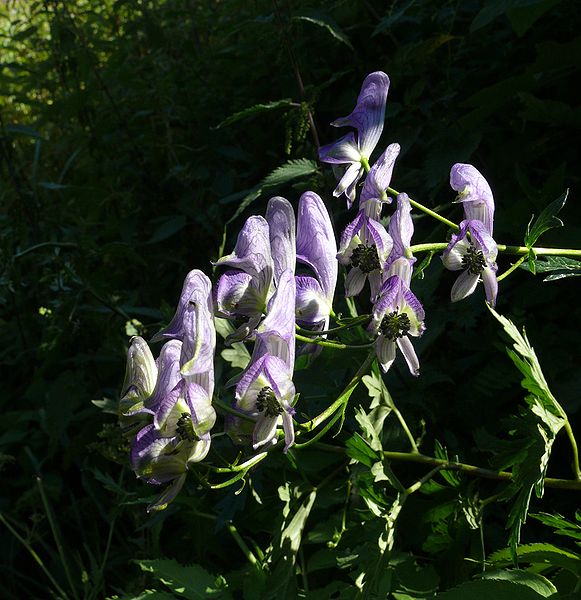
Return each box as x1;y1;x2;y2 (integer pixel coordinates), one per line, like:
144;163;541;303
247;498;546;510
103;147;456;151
379;311;411;341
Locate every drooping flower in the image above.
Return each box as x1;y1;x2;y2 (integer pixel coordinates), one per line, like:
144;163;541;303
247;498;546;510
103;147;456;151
337;211;393;300
129;271;216;511
369;269;425;375
214;216;274;340
319;72;390;206
265;196;296;283
295;191;338;329
450;163;495;235
119;336;158;429
359;143;401;220
386;192;416;285
442;219;498;306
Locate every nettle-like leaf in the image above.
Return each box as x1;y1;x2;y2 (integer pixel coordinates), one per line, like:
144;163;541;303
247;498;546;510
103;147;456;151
520;255;581;282
214;99;294;129
489;307;567;556
489;542;581;576
292;13;353;49
135;559;230;599
225;159;318;225
530;511;581;543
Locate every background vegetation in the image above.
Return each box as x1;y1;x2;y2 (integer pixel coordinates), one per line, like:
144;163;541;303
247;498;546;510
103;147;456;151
1;0;580;598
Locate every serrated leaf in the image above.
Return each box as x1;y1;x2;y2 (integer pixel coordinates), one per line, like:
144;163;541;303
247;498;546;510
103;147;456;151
524;189;568;247
221;344;251;370
531;512;581;542
521;255;581;282
345;433;380;467
489;542;581;575
226;159;317;225
435;576;554;599
135;559;229;599
293;13;353;49
214;98;293;129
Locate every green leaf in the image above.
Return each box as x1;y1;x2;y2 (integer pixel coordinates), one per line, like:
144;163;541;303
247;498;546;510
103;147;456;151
470;0;549;32
135;559;230;599
221;345;251;370
145;216;187;245
488;307;567;555
292;13;353;49
524;190;568;248
214;99;294;129
435;576;555;599
530;512;581;542
345;433;380;468
226;159;318;225
107;590;177;600
489;543;581;575
480;570;558;596
521;255;581;282
507;0;560;36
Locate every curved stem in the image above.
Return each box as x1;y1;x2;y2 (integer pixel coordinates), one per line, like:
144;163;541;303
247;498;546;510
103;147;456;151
563;420;581;481
386;187;459;231
497;255;527;282
295;332;374;350
409;242;581;258
295;315;371;336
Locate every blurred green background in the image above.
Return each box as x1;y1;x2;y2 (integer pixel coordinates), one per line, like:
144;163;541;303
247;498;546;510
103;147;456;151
1;1;580;598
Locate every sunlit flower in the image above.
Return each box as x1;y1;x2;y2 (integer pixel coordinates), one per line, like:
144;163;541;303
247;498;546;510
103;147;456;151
265;196;296;283
359;143;400;220
442;219;498;306
450;163;495;235
319;72;390;206
386;192;416;285
369;273;425;375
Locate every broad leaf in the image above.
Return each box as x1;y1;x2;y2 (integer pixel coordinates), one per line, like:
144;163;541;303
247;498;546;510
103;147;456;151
435;575;556;599
489;542;581;575
521;255;581;282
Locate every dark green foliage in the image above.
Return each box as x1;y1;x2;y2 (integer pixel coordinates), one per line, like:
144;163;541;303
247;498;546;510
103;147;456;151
1;1;581;599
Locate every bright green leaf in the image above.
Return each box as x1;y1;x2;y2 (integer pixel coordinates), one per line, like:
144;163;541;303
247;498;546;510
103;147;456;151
524;190;568;248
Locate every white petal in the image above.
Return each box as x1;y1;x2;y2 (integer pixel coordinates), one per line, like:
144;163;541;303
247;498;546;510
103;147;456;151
397;336;420;377
450;270;479;302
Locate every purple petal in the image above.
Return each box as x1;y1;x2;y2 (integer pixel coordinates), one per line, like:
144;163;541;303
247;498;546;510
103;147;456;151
266;196;296;283
130;424;182;484
345;267;367;297
147;473;187;513
363;217;393;263
282;410;295;453
450;163;495;234
295;276;330;324
386;256;413;285
397;336;420;377
252;414;279;449
154;380;183;431
401;285;426;327
370;275;401;329
375;336;396;373
145;340;182;412
121;336;158;400
180;290;215;378
296;192;338;302
319;132;361;164
256;269;296;368
337;211;364;261
388;193;414;263
214;216;274;284
185;381;216;435
333;163;364;206
152;270;211;342
482;266;498;307
466;220;498;262
451;270;480;302
360;143;400;205
214;270;264;318
332;71;390;157
442;221;471;264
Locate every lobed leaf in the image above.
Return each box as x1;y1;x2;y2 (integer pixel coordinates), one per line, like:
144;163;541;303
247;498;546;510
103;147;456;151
524;189;568;248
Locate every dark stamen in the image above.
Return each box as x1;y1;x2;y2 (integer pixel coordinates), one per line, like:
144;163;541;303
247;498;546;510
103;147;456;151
350;244;380;274
462;245;486;275
379;311;411;341
256;386;282;418
176;412;198;442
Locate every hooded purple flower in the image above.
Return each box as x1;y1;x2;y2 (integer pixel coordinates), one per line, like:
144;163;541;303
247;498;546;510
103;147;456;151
359;143;401;220
450;163;495;235
214;216;274;340
385;193;416;285
319;72;390;206
130;272;216;511
442;219;498;306
295;191;338;328
265;196;296;284
337;211;393;300
369;272;425;375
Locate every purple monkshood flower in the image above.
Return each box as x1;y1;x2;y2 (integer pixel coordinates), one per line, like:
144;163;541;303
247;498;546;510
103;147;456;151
295;191;338;330
450;163;495;235
442;219;498;307
231;269;297;451
319;72;390;206
130;271;216;511
359;143;401;220
337;211;393;300
266;196;296;284
214;216;274;341
369;271;425;375
386;193;416;285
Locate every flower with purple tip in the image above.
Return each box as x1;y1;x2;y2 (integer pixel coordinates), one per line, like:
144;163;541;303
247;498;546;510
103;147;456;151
319;72;390;206
442;219;498;306
385;192;416;285
337;211;393;300
450;163;495;235
369;269;425;375
265;196;296;283
359;143;401;219
295;191;338;330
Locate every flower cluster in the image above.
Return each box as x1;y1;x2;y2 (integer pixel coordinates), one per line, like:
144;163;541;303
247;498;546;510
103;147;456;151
119;70;501;510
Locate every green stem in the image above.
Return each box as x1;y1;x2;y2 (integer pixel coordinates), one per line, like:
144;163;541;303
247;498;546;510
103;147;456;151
386;187;459;231
295;332;374;350
405;465;444;495
300;352;375;432
14;241;78;259
211;452;269;474
409;242;581;258
563;420;581;481
37;477;79;600
497;255;527;282
391;404;419;453
227;522;259;567
214;398;256;423
382;450;581;490
295;315;371;336
0;512;70;599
